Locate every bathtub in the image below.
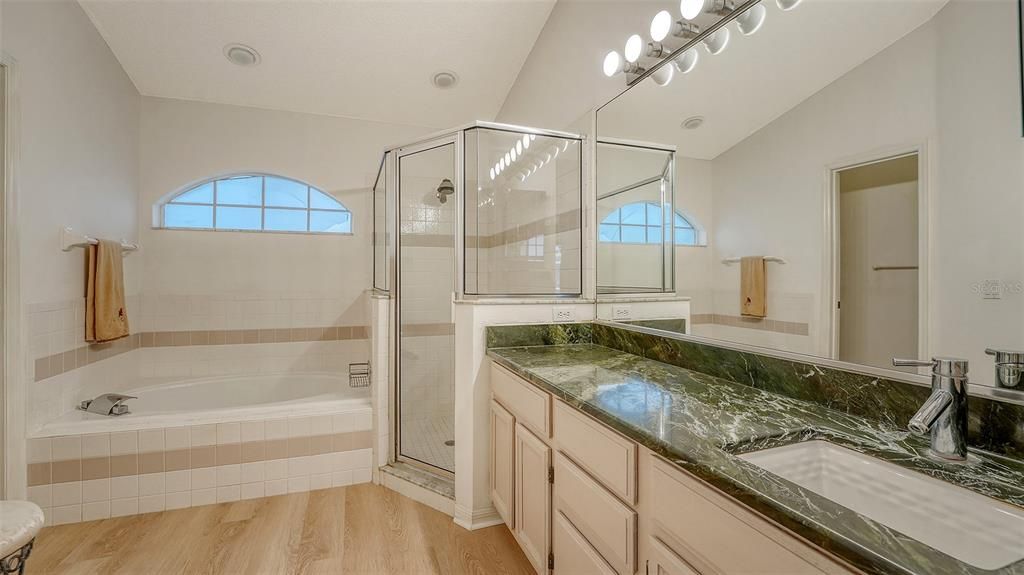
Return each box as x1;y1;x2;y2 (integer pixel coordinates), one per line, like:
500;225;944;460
35;373;370;437
27;373;375;525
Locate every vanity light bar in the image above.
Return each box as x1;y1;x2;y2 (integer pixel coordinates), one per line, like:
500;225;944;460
603;0;798;86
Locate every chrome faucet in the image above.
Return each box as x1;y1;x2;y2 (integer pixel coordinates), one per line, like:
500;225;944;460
985;348;1023;388
893;357;969;461
79;393;136;416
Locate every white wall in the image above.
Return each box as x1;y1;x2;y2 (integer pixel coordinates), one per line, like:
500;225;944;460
139;97;426;326
930;0;1024;382
3;0;142;498
5;0;141;307
663;0;1023;384
706;11;938;356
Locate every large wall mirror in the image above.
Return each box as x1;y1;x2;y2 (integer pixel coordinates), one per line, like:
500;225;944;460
595;0;1024;388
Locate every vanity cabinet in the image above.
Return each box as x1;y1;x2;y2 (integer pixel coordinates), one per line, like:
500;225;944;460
639;453;850;575
515;422;552;575
490;360;860;575
490;399;516;529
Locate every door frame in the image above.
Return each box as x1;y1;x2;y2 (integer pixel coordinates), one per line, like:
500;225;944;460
823;142;930;363
1;55;23;499
391;133;461;478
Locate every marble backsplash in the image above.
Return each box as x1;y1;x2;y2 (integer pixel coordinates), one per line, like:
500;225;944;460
484;322;1024;459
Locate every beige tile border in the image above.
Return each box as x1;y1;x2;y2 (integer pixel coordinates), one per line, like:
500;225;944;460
404;209;582;250
27;431;373;487
691;313;809;336
34;325;371;382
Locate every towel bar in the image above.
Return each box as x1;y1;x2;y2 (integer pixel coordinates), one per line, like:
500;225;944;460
722;256;786;264
60;227;138;253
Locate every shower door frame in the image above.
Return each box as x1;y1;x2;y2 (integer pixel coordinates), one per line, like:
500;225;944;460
390;131;464;478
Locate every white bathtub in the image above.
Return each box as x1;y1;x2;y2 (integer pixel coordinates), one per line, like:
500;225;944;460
34;373;371;437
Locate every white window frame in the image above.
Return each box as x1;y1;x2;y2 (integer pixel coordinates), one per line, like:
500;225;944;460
158;173;353;235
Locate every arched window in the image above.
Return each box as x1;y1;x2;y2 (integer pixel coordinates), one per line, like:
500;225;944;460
599;202;703;246
161;174;351;234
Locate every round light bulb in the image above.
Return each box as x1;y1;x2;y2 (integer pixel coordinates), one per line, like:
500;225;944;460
650;10;673;42
511;148;518;161
504;152;511;165
499;158;505;170
737;3;766;35
674;48;699;74
530;134;536;141
703;28;730;55
489;168;495;180
516;140;523;155
522;134;531;149
624;34;644;63
603;51;622;77
776;0;801;10
680;0;705;20
652;63;674;86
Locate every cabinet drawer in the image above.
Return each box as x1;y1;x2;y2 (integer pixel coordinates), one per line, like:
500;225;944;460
553;400;637;504
648;457;832;575
492;363;551;437
554;451;636;575
554;510;617;575
647;536;701;575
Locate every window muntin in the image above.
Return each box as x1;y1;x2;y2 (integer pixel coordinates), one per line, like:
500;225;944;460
163;175;351;234
600;201;699;246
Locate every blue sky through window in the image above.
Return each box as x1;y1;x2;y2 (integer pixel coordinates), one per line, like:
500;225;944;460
164;175;351;234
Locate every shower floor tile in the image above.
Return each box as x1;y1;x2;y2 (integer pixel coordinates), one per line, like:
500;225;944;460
401;415;455;472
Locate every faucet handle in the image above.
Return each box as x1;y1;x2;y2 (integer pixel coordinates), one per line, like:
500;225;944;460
985;348;1024;363
892;358;934;368
893;357;968;378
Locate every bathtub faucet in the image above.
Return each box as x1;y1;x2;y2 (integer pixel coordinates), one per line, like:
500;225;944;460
79;393;136;416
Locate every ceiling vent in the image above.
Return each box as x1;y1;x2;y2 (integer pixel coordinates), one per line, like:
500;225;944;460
224;44;261;67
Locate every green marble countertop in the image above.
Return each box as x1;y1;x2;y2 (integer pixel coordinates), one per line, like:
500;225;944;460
487;343;1024;575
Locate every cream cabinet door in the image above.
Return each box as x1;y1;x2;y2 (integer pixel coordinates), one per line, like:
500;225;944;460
553;510;617;575
515;422;552;575
491;399;516;530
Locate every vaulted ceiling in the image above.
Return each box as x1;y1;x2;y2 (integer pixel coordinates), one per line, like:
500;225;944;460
79;0;557;128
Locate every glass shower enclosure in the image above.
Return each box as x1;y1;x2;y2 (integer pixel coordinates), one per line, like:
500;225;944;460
373;123;583;475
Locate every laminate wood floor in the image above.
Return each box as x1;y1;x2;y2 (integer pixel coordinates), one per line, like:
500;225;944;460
28;483;534;575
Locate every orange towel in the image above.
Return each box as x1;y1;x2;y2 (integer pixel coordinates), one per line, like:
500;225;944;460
740;256;767;318
85;240;130;343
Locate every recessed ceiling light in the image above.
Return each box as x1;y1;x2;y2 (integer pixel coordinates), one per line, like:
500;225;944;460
224;43;260;67
682;116;705;130
432;71;458;89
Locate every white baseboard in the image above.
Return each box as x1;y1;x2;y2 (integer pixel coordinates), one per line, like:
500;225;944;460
453;503;504;530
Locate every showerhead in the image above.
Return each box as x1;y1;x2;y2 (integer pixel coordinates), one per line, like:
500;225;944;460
436;178;455;204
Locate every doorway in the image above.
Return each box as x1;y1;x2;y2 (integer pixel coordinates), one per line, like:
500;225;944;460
394;138;457;476
832;153;922;371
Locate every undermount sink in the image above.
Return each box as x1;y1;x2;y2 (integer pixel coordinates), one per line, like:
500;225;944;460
740;441;1024;570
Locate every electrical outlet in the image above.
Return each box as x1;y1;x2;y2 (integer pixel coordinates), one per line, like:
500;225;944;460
552;308;576;322
611;305;632;320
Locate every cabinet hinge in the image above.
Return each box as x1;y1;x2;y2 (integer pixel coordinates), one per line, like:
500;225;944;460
548;552;554;570
548;466;554;484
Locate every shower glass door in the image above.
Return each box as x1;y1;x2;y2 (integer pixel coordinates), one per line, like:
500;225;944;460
396;140;456;474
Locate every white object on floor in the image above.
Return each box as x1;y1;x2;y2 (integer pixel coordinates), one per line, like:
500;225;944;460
0;500;44;559
740;440;1024;570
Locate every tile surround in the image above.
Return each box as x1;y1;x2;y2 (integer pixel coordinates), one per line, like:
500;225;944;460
27;417;374;526
33;326;370;382
691;313;809;336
